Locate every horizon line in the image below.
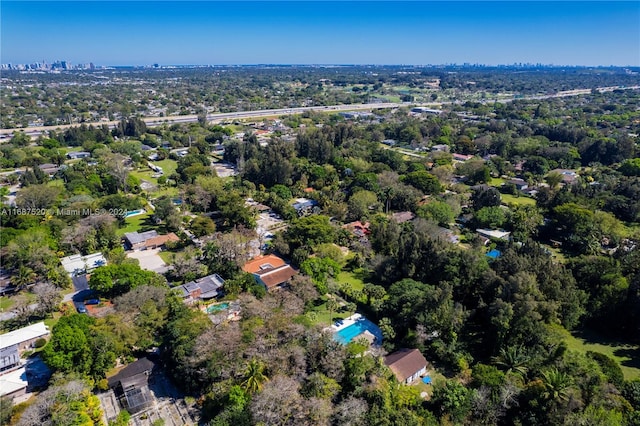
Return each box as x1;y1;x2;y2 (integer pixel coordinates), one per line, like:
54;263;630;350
4;62;639;68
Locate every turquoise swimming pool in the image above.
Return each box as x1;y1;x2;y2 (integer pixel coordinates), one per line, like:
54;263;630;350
486;249;501;259
206;302;229;314
334;318;383;345
125;209;145;217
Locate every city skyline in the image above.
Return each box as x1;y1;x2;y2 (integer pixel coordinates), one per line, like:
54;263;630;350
2;1;639;67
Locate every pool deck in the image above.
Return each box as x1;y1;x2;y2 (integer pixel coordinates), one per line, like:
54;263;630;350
328;313;362;333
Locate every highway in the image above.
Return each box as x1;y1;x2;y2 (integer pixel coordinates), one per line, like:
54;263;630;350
1;85;638;141
0;103;404;141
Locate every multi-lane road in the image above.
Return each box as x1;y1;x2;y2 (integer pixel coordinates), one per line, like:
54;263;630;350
0;103;403;141
1;85;637;141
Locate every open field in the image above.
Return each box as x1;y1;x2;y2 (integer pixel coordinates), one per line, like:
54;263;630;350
552;325;640;380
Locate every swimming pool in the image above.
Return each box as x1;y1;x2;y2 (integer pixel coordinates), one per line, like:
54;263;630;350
334;318;383;345
206;302;229;314
125;209;145;217
486;249;501;259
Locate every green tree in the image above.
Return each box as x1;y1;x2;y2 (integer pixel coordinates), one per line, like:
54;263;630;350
363;283;386;305
471;186;501;209
326;297;339;322
89;264;167;297
403;170;442;195
300;257;341;294
475;206;507;229
417;200;455;226
545;171;564;189
492;345;530;377
0;397;12;425
302;372;341;400
242;359;268;394
619;158;640;176
42;314;96;376
347;190;380;221
432;380;473;423
285;215;336;250
109;410;131;426
18;380;104;425
540;368;573;402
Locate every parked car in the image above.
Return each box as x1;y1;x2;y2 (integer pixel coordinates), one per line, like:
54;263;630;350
85;299;100;305
76;304;87;313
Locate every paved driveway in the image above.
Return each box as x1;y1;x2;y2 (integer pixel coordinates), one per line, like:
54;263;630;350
127;249;168;273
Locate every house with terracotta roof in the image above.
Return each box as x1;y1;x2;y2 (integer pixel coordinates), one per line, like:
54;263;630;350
384;348;428;385
124;230;179;250
242;254;297;291
342;221;371;238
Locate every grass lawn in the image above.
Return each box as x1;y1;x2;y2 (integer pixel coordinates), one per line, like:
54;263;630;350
543;245;569;264
337;270;366;292
131;159;178;191
307;295;354;326
488;177;506;187
337;270;368;304
116;212;154;236
154;159;178;176
373;94;402;103
158;250;174;264
551;325;640;380
43;312;62;329
500;193;536;206
0;296;14;311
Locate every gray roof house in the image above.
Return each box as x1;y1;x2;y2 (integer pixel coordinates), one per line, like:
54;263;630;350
66;151;91;160
108;357;156;414
175;274;225;304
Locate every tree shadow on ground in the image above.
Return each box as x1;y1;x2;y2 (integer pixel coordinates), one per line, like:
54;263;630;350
573;328;638;349
614;347;640;370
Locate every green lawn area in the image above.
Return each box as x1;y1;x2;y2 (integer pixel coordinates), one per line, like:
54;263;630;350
337;270;366;292
158;250;174;263
373;94;402;103
500;193;536;206
154;159;178;176
116;212;154;236
44;312;62;329
552;325;640;380
0;296;14;311
130;159;178;194
306;295;355;327
488;177;505;187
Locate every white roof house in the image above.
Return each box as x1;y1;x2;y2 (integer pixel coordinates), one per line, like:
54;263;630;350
476;229;511;241
0;322;49;351
0;366;28;398
60;252;107;277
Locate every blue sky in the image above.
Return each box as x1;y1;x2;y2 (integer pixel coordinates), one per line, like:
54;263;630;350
1;1;638;66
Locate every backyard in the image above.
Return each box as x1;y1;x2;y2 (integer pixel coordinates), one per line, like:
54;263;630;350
116;211;154;236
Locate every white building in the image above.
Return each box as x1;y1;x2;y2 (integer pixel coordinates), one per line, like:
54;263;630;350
60;252;107;277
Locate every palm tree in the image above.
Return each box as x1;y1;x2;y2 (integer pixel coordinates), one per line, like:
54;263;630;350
326;298;338;323
540;368;572;402
241;359;268;394
13;266;37;291
493;345;530;377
